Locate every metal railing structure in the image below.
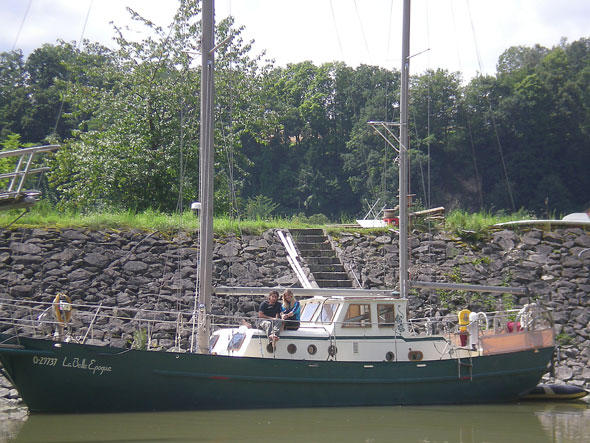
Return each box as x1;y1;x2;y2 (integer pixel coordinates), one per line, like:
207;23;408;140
0;296;553;356
0;144;60;211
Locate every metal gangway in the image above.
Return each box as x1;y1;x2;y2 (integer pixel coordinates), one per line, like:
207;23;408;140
0;144;59;211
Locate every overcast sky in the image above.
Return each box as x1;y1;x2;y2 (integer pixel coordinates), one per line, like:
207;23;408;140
2;0;589;81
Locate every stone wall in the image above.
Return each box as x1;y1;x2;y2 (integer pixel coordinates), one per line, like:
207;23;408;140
1;226;589;407
331;226;590;391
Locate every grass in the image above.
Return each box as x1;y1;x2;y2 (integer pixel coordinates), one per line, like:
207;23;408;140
0;206;322;235
444;209;532;241
445;209;532;232
0;204;535;235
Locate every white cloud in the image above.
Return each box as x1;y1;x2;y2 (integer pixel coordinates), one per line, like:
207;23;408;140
1;0;588;81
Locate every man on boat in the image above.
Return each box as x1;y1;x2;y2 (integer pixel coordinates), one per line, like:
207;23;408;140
258;290;282;342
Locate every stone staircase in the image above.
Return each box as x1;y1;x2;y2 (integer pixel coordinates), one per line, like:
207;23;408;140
289;228;354;288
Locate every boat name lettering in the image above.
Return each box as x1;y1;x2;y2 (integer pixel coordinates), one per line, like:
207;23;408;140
32;356;58;366
61;357;112;375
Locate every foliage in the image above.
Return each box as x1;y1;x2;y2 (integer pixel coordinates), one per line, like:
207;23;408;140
49;0;271;214
244;195;278;220
556;332;573;346
445;208;532;241
2;6;589;219
131;329;148;350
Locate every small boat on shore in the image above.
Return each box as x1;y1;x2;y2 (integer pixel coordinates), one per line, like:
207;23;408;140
521;384;589;401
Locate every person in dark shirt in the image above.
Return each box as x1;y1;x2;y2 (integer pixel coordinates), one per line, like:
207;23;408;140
258;290;281;342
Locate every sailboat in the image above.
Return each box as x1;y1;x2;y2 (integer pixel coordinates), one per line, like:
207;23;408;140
0;0;555;413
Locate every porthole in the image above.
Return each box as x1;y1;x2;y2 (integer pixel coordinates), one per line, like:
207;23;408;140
328;345;338;357
307;344;317;355
266;343;274;353
385;351;395;362
287;344;297;354
408;350;423;361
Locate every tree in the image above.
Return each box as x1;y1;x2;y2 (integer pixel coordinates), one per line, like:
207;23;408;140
52;0;271;213
0;50;28;140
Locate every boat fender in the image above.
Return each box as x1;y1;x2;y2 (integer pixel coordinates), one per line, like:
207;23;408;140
53;293;72;324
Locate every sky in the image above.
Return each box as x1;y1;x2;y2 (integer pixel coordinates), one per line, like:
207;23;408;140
2;0;589;81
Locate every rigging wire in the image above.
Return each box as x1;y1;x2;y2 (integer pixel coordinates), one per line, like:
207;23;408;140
449;0;464;76
11;0;32;51
450;0;483;210
353;0;372;63
329;0;345;61
385;0;395;58
425;0;432;210
53;0;94;136
380;0;396;206
465;0;515;210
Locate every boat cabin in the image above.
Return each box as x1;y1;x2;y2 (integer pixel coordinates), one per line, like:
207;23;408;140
208;294;450;362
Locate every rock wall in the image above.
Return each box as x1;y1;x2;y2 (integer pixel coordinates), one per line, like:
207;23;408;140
1;226;589;405
332;226;590;391
0;228;299;323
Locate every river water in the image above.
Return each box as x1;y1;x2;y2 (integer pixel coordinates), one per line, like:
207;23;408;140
1;402;589;442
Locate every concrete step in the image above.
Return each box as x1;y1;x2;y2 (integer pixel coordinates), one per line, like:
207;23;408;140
313;272;350;280
299;249;338;258
298;245;333;254
288;228;354;289
305;257;341;265
296;241;331;250
291;235;327;243
308;264;346;273
290;228;324;236
316;279;353;288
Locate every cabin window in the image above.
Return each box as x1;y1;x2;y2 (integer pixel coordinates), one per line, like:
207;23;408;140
377;304;396;327
301;302;319;322
227;333;246;351
342;304;371;328
319;303;338;323
287;344;297;354
209;335;220;350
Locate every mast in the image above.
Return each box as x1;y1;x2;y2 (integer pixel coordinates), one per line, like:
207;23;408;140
197;0;215;354
398;0;410;299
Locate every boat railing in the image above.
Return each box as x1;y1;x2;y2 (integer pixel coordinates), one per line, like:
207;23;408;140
405;305;553;341
0;297;554;353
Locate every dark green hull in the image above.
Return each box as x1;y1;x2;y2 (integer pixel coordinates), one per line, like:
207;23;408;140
0;334;553;413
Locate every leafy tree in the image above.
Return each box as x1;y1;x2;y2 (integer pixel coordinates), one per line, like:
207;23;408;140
52;0;270;212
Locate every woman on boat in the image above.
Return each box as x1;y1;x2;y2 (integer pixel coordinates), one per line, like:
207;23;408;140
281;290;300;330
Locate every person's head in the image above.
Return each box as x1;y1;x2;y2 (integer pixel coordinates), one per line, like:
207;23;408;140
282;289;296;309
268;290;279;304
